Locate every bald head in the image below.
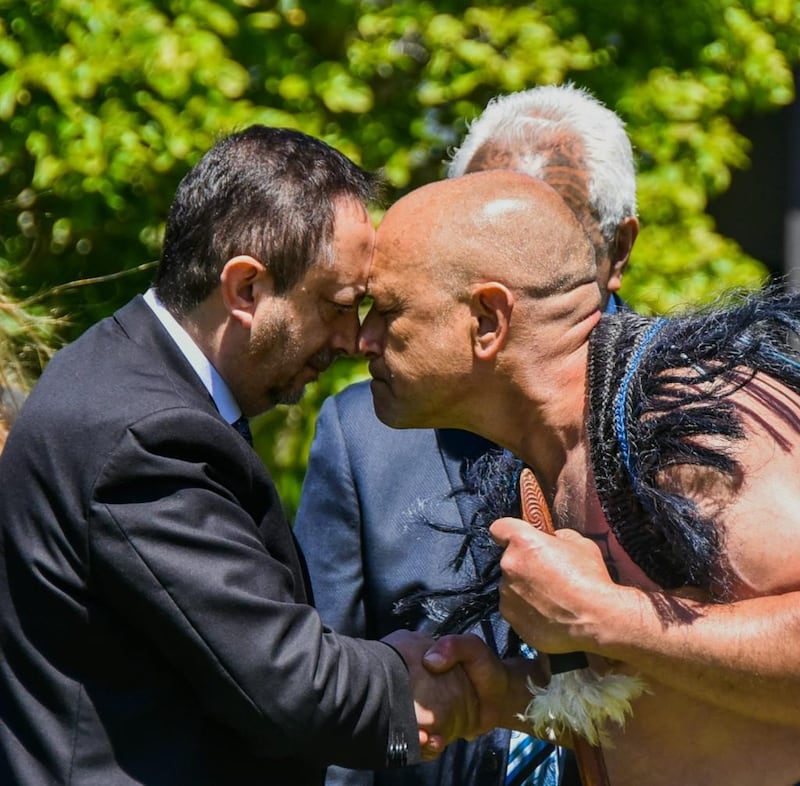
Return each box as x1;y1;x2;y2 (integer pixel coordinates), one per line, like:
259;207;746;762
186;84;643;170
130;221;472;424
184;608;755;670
375;169;596;300
361;169;601;433
447;86;640;306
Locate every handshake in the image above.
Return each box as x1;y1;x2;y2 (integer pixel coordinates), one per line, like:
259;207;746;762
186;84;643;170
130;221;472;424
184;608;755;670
383;630;542;761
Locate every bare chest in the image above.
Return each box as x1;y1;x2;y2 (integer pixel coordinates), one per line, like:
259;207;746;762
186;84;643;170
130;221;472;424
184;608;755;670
604;684;800;786
552;468;659;590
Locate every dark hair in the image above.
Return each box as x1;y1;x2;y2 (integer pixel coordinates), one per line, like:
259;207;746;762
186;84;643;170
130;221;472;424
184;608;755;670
155;126;379;316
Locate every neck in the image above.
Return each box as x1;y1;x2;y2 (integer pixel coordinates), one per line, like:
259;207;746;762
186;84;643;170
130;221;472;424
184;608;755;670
457;342;589;500
461;289;599;497
179;298;230;370
518;349;589;489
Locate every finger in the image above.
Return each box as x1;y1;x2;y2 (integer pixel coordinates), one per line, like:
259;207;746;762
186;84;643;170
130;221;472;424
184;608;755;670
496;578;517;624
423;633;484;673
553;527;585;543
553;527;604;559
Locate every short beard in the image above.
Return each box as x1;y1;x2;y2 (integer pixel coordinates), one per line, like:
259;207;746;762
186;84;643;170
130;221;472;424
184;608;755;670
257;309;338;405
276;347;338;404
248;311;303;408
274;386;305;406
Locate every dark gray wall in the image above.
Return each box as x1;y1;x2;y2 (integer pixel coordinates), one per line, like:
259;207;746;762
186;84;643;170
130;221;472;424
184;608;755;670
708;70;800;284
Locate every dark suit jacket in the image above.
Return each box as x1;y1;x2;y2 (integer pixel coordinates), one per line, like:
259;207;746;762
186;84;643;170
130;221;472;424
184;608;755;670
0;297;418;786
295;381;535;786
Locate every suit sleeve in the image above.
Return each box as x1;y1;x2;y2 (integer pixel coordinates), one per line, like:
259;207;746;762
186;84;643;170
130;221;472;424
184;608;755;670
86;406;419;771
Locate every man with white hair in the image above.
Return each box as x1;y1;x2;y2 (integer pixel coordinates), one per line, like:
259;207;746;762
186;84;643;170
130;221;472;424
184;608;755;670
448;83;638;306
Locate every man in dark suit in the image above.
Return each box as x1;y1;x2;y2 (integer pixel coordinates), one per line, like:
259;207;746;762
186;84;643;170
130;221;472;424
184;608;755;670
0;126;493;786
294;84;639;786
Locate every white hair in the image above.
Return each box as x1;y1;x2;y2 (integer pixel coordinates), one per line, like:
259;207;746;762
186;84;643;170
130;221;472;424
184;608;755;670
447;83;637;241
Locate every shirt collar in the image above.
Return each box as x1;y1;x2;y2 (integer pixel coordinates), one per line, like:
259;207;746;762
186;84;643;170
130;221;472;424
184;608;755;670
143;288;242;424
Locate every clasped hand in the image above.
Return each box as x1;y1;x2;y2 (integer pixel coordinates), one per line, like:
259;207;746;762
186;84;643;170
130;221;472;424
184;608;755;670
383;630;526;761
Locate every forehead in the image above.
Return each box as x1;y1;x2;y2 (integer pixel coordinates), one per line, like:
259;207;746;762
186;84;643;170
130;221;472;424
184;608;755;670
466;123;587;174
333;197;374;254
464;130;604;253
298;198;374;294
367;218;416;299
334;198;375;271
365;248;396;302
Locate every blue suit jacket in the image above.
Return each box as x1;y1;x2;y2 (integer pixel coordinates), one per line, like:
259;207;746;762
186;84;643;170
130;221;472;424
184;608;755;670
295;381;568;786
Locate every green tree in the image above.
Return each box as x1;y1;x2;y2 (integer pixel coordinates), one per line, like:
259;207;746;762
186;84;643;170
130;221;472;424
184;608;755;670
2;0;799;514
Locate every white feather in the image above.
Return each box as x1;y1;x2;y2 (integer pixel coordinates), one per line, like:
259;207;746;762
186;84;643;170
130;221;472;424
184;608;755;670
519;669;647;746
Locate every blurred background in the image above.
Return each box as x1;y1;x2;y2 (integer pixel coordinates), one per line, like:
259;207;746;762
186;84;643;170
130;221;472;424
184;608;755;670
2;0;799;515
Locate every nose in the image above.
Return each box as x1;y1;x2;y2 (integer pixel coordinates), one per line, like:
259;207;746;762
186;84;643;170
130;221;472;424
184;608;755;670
330;311;361;356
358;307;383;358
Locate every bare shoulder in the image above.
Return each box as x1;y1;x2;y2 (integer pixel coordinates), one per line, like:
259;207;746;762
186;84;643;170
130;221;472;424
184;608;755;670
655;372;800;599
704;373;800;598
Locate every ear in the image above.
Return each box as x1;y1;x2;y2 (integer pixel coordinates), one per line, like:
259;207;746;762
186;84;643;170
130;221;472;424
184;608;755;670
607;216;639;293
219;256;272;329
470;283;514;361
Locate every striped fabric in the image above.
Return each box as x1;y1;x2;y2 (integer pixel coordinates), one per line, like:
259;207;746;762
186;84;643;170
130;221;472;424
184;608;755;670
505;642;561;785
505;731;559;786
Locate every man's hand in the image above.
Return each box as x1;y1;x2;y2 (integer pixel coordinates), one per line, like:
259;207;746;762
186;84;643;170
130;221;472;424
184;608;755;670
382;630;479;760
423;633;547;737
490;517;621;655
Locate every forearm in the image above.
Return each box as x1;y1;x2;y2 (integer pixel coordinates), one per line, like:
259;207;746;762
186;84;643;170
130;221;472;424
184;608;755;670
493;519;800;728
588;586;800;727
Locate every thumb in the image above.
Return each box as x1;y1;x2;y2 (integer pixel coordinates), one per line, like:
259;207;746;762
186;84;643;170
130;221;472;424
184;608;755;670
490;516;531;546
423;633;486;674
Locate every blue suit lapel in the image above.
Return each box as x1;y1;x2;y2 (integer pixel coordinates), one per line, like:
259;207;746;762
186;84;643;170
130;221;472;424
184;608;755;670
435;428;495;528
434;429;517;653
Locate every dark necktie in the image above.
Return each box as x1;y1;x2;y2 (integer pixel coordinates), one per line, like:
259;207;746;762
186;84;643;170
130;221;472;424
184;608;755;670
232;416;253;446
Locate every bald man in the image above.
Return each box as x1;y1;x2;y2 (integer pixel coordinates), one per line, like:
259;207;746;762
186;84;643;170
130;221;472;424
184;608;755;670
360;170;800;786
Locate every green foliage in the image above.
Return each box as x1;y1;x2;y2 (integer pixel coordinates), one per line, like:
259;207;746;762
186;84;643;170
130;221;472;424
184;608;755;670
0;272;57;398
1;0;799;515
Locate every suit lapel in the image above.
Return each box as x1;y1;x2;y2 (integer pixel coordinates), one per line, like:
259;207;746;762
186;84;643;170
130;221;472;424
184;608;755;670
435;428;494;528
113;295;220;417
435;428;516;653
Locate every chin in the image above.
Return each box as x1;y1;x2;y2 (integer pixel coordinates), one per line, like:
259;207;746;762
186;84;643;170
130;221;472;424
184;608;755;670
275;386;306;406
268;377;308;407
369;384;396;426
373;400;415;430
370;380;423;430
